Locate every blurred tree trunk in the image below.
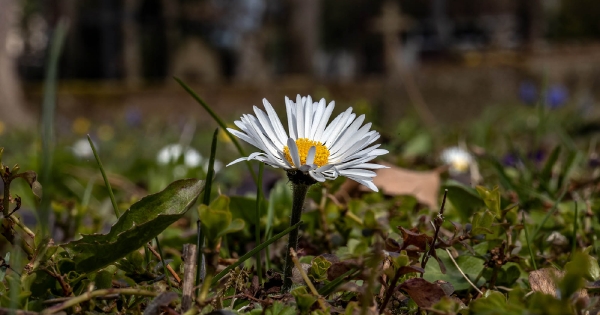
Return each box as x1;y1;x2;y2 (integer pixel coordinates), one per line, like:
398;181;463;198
518;0;544;49
123;0;141;86
0;0;35;127
288;0;320;75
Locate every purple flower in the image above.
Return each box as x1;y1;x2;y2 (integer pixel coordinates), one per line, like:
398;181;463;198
125;107;142;127
519;81;538;105
545;85;568;109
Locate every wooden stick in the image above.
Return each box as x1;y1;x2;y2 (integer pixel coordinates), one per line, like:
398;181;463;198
181;244;198;312
147;245;182;284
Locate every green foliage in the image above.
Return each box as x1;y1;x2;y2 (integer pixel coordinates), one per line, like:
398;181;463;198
64;178;204;273
198;195;246;249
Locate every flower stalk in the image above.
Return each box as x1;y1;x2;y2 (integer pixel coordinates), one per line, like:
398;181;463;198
282;178;311;291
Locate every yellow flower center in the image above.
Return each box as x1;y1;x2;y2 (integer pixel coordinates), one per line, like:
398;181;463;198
283;138;330;168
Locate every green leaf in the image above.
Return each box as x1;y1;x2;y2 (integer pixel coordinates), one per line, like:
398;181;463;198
0;253;9;282
291;286;317;313
424;249;485;291
443;180;484;221
14;170;43;202
309;256;332;282
562;251;599;298
64;179;204;273
475;186;501;217
230;196;266;225
541;146;561;183
471;209;495;235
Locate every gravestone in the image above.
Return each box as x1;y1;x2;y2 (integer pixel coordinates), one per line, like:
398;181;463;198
171;38;222;83
371;1;414;78
0;0;34;127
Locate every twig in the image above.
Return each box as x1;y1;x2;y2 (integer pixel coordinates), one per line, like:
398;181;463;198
290;248;327;312
40;288;157;314
182;244;197;312
0;307;40;315
147;244;182;284
445;248;483;296
421;189;448;275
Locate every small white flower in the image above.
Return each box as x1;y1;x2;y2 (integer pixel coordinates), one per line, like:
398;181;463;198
227;95;388;191
441;147;473;174
157;144;205;169
157;144;183;165
184;149;203;168
72;138;94;158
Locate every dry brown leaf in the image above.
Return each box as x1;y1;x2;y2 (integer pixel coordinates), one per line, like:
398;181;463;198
529;268;563;296
529;268;588;299
399;278;447;308
359;162;440;209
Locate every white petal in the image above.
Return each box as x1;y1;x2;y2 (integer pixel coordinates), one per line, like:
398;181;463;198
226;156;248;167
329;114;366;154
325;109;356;147
226;128;259;148
313;101;335;142
322;108;352;145
309;170;326;182
305;146;316;165
254;106;284;149
295;95;305;138
287;138;301;168
263;98;289;145
304;95;313;138
285;96;297;139
309;99;326;139
339;169;377;178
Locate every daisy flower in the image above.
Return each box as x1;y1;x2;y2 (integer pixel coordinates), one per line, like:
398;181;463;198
227;95;388;190
440;146;474;174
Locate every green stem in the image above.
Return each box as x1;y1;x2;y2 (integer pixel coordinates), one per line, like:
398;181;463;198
212;220;304;285
88;135;120;218
196;128;218;290
255;163;264;284
41;288;157;314
174;77;259;185
154;237;172;288
2;177;9;217
282;183;310;291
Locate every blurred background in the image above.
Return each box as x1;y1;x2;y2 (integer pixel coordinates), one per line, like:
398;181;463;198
2;0;600;129
2;0;600;198
0;0;600;244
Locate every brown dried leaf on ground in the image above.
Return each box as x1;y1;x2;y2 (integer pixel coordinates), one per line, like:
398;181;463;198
399;278;448;308
529;268;588;299
360;162;440;209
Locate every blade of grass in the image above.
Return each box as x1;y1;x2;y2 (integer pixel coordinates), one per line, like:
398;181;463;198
532;188;567;239
174;77;259;185
212;220;304;285
154;237;172;288
522;212;538;270
318;268;359;296
255;163;264;283
572;201;578;254
39;18;68;236
197;128;219;289
87;135;120;218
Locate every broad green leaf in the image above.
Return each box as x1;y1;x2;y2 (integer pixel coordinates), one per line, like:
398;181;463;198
469;291;521;314
424;249;485;291
65;179;204;273
230;195;266;225
476;186;501;217
471;209;495;235
310;256;332;282
291;286;317;313
443;180;484;221
562;251;599;298
541;146;561;183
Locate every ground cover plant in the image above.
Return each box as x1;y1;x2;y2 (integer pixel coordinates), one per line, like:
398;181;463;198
1;79;600;315
1;28;600;315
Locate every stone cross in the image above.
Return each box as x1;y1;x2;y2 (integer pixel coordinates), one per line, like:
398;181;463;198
371;1;413;78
